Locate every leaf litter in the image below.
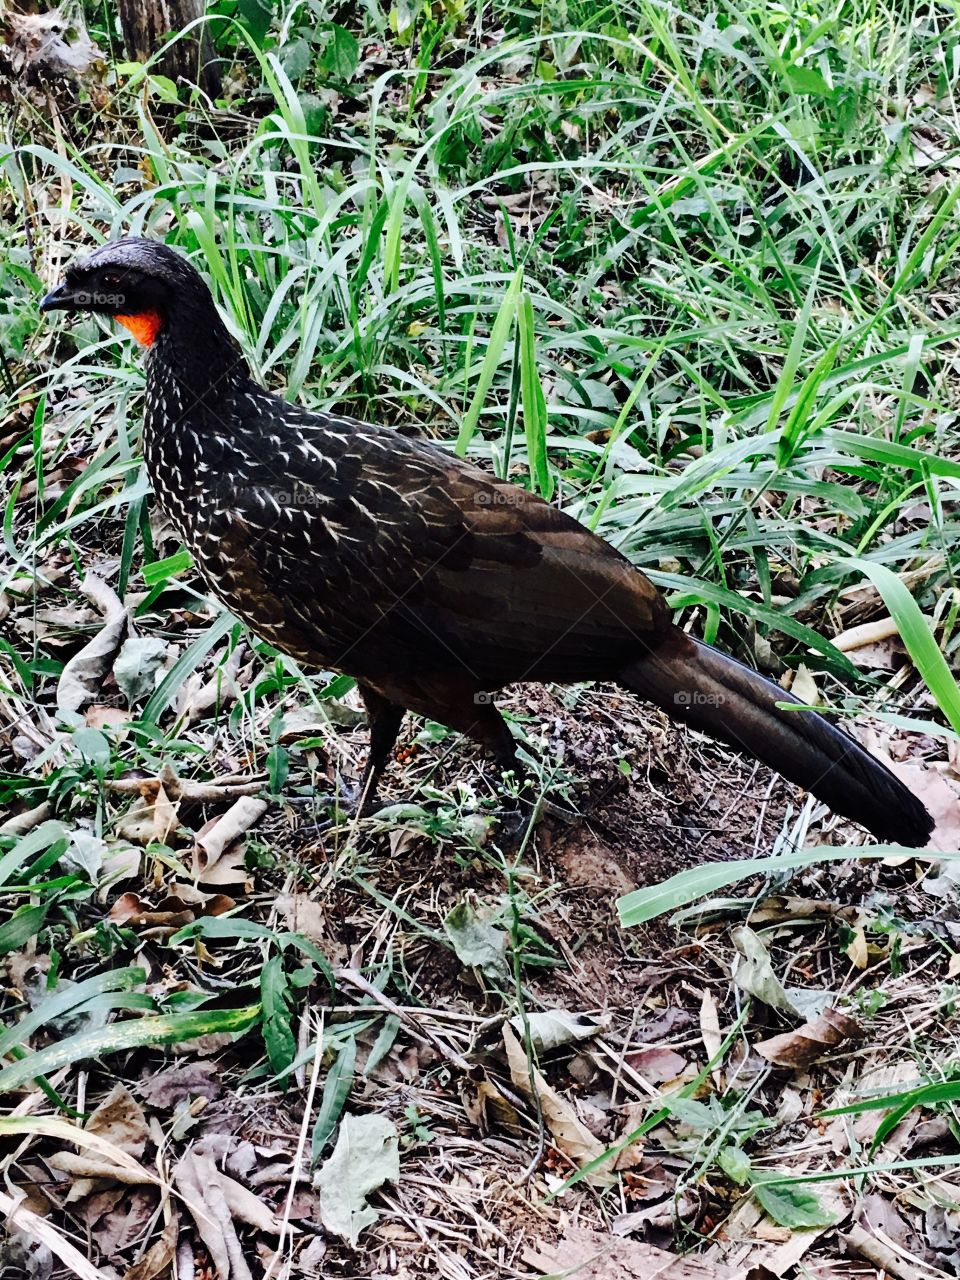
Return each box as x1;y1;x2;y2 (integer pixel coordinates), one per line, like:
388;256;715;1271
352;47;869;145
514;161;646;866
3;684;960;1277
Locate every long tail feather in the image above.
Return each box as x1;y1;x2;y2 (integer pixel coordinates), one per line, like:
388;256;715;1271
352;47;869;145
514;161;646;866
619;631;933;847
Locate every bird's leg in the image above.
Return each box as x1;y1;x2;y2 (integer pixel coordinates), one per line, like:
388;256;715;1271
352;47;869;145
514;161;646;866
354;685;406;815
434;695;538;840
293;687;403;830
463;697;578;828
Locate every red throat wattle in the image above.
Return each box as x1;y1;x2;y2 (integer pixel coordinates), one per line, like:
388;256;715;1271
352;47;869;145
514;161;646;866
115;311;163;346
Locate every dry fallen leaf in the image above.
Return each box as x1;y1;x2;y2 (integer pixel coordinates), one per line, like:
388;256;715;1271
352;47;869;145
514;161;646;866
57;612;129;712
174;1149;280;1280
86;704;133;728
192;797;267;884
195;796;268;862
731;927;801;1015
510;1009;609;1053
844;925;869;970
176;644;250;723
152;782;180;846
47;1085;151;1209
503;1023;614;1184
314;1112;400;1246
0;1187;109;1280
524;1226;766;1278
83;1083;148;1158
626;1045;687;1083
109;893;195;931
109;890;233;932
278;893;329;942
755;1008;860;1069
122;1219;178;1280
5;9;102;80
887;761;960;855
140;1062;223;1109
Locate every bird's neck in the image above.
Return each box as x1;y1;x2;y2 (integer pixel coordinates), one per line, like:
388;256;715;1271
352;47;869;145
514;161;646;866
140;305;253;523
145;302;249;407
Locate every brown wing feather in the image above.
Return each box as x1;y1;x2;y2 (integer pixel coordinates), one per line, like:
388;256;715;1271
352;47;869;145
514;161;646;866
194;410;670;686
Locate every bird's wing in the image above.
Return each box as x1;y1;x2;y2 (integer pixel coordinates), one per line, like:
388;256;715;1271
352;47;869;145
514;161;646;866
198;411;669;685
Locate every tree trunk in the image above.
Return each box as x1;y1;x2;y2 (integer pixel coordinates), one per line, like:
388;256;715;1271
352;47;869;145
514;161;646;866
116;0;221;100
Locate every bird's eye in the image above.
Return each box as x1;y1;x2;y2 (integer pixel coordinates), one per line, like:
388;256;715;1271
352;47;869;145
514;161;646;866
101;270;122;287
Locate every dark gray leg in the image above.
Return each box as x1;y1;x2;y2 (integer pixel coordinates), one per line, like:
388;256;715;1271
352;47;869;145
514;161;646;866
356;684;405;811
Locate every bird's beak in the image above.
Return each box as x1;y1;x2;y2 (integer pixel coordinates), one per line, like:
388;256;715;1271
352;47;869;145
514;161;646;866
39;282;82;313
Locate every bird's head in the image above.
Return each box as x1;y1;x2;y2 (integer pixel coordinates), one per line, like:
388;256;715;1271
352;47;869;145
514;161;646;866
40;237;210;348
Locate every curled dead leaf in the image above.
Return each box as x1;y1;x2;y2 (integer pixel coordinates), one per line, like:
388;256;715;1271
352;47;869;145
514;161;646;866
109;889;234;932
503;1023;614;1185
192;797;267;884
625;1046;687;1083
755;1007;861;1069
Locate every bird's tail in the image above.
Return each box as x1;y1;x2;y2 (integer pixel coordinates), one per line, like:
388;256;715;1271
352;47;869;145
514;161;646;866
618;630;934;847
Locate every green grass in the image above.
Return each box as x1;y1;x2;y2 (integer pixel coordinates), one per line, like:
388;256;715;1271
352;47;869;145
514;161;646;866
6;0;960;682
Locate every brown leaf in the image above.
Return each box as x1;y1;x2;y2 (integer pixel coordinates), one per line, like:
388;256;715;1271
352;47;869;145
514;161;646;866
888;762;960;853
191;797;266;885
502;1024;614;1184
87;1083;149;1158
625;1046;687;1083
844;925;868;969
194;797;267;864
49;1152;154;1185
278;893;328;942
524;1227;761;1277
173;1150;279;1280
152;782;180;845
109;893;195;930
755;1008;860;1069
56;612;129;712
86;1188;156;1257
176;644;248;723
140;1062;222;1109
6;10;102;79
86;705;133;728
123;1219;178;1280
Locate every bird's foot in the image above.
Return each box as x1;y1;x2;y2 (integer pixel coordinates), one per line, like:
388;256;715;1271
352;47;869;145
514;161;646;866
491;802;529;847
284;781;371;833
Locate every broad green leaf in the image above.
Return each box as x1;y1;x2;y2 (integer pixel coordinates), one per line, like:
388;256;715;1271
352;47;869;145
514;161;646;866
718;1146;752;1185
320;24;359;81
785;65;832;97
238;0;274;45
0;967;146;1060
443;900;507;975
0;904;47;956
0;1006;260;1094
754;1181;837;1228
261;955;296;1079
0;821;67;889
312;1035;356;1162
172;916;278;945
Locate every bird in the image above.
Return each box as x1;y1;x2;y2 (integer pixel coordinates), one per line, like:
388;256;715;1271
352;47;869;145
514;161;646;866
40;238;934;847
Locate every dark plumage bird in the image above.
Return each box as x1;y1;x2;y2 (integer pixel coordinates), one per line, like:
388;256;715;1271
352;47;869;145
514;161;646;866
41;239;934;847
